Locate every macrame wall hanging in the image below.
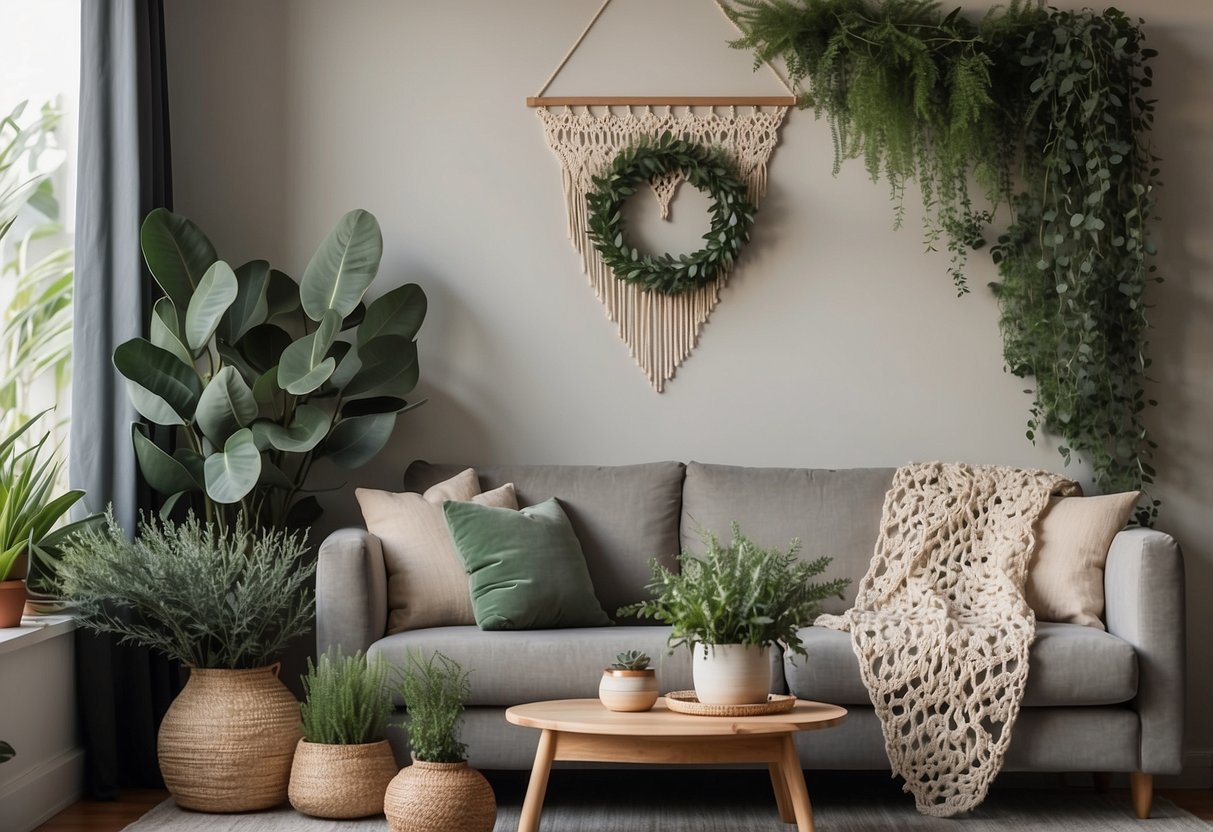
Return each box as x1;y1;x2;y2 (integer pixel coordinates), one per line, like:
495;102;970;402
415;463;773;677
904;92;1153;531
528;0;793;392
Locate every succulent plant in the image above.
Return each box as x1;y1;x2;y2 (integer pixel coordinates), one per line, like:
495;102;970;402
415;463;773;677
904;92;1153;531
611;650;651;671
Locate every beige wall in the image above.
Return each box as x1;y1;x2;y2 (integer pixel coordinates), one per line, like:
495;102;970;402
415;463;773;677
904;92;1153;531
165;0;1213;774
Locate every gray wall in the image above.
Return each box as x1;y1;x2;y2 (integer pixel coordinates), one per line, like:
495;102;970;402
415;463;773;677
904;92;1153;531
164;0;1213;775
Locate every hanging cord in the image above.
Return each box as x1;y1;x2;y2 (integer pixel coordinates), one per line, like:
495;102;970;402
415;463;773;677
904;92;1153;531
533;0;797;99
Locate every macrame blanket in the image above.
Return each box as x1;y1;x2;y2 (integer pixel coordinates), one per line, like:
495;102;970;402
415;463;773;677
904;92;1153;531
817;462;1079;817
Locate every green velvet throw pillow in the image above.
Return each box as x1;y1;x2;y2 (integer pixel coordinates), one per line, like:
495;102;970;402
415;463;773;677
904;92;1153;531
442;497;611;630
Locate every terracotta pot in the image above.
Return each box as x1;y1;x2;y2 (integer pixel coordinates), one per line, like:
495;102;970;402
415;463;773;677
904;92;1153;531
157;665;301;812
384;758;495;832
0;580;27;628
692;643;771;705
289;738;398;818
598;668;659;712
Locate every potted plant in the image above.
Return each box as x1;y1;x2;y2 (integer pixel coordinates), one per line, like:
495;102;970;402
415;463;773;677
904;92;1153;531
621;523;849;705
598;649;659;712
52;510;314;812
289;648;399;818
384;650;495;832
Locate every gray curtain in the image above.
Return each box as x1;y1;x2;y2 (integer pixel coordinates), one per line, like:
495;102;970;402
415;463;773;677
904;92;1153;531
72;0;178;798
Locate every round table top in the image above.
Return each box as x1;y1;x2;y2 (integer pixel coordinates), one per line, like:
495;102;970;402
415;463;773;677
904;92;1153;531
505;698;847;736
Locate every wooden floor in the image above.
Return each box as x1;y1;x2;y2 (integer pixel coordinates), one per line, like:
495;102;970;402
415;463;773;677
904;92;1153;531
33;785;1213;830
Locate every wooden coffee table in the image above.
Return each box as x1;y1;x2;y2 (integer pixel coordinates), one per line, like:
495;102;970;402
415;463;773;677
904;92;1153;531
505;697;847;832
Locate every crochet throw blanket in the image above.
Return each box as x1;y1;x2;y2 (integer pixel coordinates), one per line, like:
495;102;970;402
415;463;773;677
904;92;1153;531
817;462;1079;816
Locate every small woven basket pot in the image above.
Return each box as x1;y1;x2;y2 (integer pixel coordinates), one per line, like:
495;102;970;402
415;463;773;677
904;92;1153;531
158;665;301;812
384;758;496;832
289;738;398;819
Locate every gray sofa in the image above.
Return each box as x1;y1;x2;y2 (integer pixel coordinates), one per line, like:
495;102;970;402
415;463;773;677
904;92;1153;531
317;461;1184;812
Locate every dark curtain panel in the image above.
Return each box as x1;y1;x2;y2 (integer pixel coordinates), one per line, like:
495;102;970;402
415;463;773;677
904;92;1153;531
72;0;179;799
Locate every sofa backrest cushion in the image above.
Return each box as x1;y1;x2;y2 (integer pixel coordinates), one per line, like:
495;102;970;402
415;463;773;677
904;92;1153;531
405;461;686;618
680;462;894;615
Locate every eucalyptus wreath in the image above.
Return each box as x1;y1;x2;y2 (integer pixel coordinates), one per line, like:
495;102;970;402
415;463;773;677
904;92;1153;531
586;132;756;296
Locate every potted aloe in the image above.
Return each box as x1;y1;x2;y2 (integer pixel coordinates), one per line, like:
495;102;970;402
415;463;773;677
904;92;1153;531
384;650;495;832
53;510;314;812
621;523;849;705
289;649;399;819
598;650;659;712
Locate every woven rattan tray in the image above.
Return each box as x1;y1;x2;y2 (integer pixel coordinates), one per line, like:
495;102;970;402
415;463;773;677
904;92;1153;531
664;691;797;717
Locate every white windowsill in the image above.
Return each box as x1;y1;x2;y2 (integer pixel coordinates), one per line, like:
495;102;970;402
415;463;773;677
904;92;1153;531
0;615;75;656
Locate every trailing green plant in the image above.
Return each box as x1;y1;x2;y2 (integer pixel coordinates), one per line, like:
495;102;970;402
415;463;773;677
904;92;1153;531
398;649;471;763
725;1;1160;521
619;523;849;657
52;509;314;668
300;648;395;745
610;650;651;671
114;208;428;530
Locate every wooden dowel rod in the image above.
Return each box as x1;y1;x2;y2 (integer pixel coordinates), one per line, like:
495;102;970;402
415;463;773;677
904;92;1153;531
526;95;798;107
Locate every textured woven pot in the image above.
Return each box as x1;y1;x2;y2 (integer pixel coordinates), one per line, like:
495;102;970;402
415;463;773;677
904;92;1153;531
384;758;495;832
0;579;25;628
288;738;397;819
158;665;301;812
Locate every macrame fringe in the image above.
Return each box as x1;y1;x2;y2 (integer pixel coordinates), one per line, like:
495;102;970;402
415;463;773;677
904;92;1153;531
538;105;786;391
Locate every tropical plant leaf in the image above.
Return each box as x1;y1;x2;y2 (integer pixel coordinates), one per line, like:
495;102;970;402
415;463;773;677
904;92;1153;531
195;366;258;446
203;429;262;504
218;259;270;343
113;338;202;424
140;209;218;331
285;495;323;529
277;310;340;395
132;423;201;495
150;298;192;367
357;283;427;347
342;336;418;399
300;209;382;321
238;324;293;376
339;397;423;419
251;404;329;453
317;413;395;469
265;269;301;320
184;260;239;352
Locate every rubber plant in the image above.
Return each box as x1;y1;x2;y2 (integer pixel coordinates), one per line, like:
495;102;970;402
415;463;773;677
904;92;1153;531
726;0;1161;522
114;208;427;529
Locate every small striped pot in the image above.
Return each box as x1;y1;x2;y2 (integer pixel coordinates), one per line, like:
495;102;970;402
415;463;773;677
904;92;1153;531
289;738;398;818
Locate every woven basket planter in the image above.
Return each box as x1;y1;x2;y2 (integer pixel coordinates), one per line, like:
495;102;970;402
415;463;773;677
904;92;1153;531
288;738;398;819
158;665;301;812
384;758;496;832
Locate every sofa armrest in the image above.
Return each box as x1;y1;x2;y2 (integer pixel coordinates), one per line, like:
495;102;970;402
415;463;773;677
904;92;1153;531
1104;527;1185;774
316;528;388;655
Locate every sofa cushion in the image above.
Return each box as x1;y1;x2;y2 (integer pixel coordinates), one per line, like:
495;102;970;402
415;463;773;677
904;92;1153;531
444;498;611;630
406;461;686;617
681;463;893;615
784;622;1137;707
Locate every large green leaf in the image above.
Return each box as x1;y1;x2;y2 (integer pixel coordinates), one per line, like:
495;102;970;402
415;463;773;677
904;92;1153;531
132;423;201;494
340;397;424;418
203;429;262;504
150;298;192;367
173;448;206;489
358;283;427;348
239;324;293;375
140;209;218;331
277;310;340;395
300;209;382;322
318;413;395;468
195;366;258;446
285;495;323;528
342;335;418;398
265;269;301;320
330;343;362;390
218;260;270;343
251;404;329;453
252;367;284;413
185;261;239;352
113;338;202;424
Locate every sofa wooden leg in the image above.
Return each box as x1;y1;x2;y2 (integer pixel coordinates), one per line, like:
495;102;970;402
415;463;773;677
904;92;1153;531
1130;772;1153;819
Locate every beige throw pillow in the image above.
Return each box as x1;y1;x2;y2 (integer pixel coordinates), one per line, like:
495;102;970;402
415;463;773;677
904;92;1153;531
356;468;517;634
1025;492;1140;629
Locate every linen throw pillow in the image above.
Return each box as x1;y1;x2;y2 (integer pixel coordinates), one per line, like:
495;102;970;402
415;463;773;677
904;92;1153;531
443;497;611;630
1025;491;1140;629
356;468;517;634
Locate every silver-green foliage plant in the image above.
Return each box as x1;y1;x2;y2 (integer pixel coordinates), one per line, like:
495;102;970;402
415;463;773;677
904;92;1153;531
619;523;849;658
399;650;470;763
611;650;651;671
300;649;394;745
114;208;427;529
54;510;314;669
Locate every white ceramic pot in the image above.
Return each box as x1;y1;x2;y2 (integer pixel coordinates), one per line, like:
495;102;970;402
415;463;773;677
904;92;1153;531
691;643;771;705
598;668;659;712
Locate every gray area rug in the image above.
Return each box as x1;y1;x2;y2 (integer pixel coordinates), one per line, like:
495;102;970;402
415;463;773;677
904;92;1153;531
123;771;1212;831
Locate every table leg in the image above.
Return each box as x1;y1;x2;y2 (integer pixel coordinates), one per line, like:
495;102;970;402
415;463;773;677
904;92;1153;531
518;729;557;832
769;761;795;823
779;734;815;832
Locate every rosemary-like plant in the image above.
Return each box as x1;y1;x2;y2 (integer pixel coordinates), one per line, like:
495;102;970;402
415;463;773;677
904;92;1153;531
300;649;394;745
399;650;471;763
619;523;849;658
53;510;314;668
